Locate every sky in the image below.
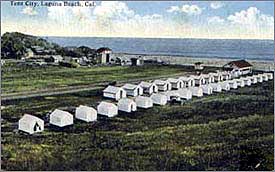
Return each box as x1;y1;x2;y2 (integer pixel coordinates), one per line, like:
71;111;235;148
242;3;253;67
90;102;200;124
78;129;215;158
1;1;274;39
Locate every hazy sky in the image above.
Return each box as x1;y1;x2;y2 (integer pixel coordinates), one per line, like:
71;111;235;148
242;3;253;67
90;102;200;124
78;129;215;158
1;1;274;39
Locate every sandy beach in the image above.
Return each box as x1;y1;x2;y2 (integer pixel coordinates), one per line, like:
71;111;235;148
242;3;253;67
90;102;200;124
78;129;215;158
113;53;274;71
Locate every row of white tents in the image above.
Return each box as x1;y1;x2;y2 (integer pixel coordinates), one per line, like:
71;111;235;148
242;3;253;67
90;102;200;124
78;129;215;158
18;72;273;134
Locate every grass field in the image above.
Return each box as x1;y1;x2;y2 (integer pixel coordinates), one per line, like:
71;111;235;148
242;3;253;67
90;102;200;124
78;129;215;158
2;62;204;94
1;78;274;171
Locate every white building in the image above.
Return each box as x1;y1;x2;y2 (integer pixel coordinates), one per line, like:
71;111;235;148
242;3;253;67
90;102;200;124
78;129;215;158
235;79;245;87
75;105;97;122
166;78;185;89
227;80;238;89
135;96;153;109
220;82;231;91
241;77;252;86
97;102;118;117
150;93;168;105
192;75;206;86
139;81;158;94
194;62;204;70
153;80;172;91
122;84;143;97
178;76;195;87
188;87;203;97
18;114;44;134
161;91;181;101
118;98;137;113
224;60;252;75
103;86;126;100
50;109;74;127
209;83;222;92
201;74;215;84
201;85;213;95
176;88;192;100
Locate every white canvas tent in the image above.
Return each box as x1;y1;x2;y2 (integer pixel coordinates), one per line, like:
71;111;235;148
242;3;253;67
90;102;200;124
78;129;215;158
209;83;222;92
178;76;195;87
265;73;273;80
261;74;269;81
50;109;74;127
176;88;193;100
153;80;172;91
135;96;153;108
75;105;97;122
166;78;185;89
201;85;213;95
161;91;181;101
210;72;223;82
254;74;263;83
235;79;245;87
139;81;158;94
18;114;44;134
122;84;143;97
221;71;231;80
97;102;118;117
241;77;252;86
103;86;126;100
118;98;137;113
220;82;231;91
188;87;203;97
201;74;215;84
227;80;238;89
150;93;168;105
247;76;257;84
192;75;206;86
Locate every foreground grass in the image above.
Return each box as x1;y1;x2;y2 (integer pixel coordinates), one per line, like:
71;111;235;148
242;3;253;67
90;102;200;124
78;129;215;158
1;80;274;170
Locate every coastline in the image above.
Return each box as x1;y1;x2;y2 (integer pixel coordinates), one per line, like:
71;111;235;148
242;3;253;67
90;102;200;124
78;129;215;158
112;53;274;71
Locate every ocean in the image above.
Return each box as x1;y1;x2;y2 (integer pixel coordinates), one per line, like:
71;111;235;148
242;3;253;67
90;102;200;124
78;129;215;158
44;37;274;61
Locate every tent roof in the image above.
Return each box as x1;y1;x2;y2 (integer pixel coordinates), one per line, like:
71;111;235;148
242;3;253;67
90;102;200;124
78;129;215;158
104;86;122;94
122;83;140;90
51;109;72;119
19;114;43;125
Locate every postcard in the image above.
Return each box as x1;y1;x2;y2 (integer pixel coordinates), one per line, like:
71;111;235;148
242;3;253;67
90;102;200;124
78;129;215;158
1;1;274;171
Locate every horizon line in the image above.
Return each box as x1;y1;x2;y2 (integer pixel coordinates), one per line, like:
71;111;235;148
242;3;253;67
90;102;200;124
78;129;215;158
1;31;274;41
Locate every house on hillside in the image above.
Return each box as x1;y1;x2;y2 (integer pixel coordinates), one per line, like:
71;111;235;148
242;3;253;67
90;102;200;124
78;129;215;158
18;114;44;134
45;55;63;63
103;86;126;100
224;60;252;76
96;47;112;64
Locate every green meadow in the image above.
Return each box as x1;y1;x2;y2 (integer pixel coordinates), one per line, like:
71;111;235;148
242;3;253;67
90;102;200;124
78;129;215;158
1;71;274;171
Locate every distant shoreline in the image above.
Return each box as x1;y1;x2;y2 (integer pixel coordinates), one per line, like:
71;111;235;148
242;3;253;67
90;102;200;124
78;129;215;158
112;53;274;71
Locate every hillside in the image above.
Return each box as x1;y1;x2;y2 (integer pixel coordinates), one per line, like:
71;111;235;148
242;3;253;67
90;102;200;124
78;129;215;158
1;32;60;59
